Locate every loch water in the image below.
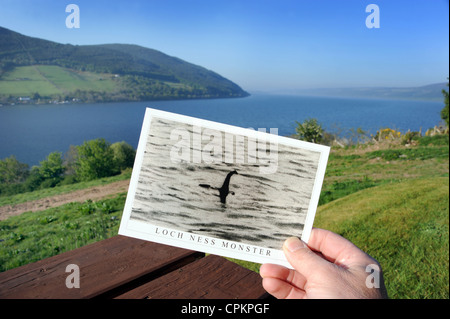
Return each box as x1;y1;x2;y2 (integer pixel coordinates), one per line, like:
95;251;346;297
0;94;443;165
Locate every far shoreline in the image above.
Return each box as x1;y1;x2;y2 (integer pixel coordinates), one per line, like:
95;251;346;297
0;92;251;107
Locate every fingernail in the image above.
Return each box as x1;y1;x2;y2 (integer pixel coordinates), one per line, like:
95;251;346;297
284;237;306;252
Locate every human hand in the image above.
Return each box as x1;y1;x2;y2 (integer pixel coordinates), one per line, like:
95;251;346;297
260;228;388;299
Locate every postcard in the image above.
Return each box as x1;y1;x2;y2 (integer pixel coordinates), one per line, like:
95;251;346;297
119;108;330;268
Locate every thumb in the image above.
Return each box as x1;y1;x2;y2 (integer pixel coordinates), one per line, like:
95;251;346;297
283;237;330;278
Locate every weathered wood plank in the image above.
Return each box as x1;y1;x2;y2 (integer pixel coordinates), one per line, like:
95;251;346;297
0;235;203;299
116;254;270;299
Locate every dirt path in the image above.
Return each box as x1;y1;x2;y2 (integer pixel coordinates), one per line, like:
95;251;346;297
0;179;130;221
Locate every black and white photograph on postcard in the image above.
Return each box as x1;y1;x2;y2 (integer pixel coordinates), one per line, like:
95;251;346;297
120;108;329;264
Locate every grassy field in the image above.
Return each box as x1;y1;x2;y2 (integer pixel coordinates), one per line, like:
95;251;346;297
0;135;448;298
315;177;449;299
0;65;118;97
319;135;449;298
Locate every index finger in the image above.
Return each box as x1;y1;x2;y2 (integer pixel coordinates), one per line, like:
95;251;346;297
307;228;375;267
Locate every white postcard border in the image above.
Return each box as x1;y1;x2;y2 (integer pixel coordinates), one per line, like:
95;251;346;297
119;107;330;269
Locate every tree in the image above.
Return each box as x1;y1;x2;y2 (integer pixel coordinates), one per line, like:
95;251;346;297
75;138;115;181
441;79;449;127
24;166;44;191
111;141;136;173
63;145;79;176
38;152;65;187
0;155;29;184
295;118;324;144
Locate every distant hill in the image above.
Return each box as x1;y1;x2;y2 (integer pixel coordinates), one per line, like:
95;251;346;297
292;83;448;102
0;26;249;103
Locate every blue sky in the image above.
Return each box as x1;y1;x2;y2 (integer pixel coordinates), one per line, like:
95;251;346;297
0;0;448;92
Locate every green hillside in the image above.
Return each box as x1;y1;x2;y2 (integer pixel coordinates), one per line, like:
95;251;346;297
0;26;249;103
0;65;117;97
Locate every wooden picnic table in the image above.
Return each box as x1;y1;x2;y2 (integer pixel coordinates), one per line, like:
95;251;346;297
0;235;270;299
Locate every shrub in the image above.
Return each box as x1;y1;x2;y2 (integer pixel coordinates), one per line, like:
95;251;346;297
401;131;421;145
374;128;401;141
37;152;65;188
0;156;29;184
111;141;136;173
295;118;324;144
75;138;115;181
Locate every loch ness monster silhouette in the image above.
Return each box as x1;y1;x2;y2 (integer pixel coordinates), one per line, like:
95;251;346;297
199;170;238;204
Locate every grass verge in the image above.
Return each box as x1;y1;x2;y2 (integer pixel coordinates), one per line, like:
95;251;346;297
0;194;125;272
